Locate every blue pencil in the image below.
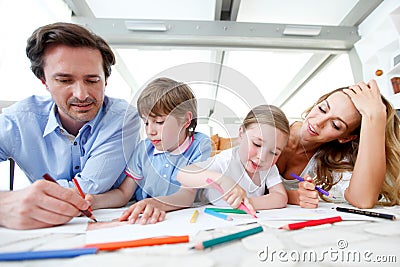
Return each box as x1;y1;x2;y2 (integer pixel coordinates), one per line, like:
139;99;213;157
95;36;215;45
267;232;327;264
0;248;98;261
204;208;233;221
290;173;335;199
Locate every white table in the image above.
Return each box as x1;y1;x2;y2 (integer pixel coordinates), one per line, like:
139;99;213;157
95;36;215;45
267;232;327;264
1;204;399;267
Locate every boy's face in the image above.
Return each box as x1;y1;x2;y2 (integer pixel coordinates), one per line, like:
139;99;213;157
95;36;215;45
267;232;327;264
238;123;287;178
143;113;190;152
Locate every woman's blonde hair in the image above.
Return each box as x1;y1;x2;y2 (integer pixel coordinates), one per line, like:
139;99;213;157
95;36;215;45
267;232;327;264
302;88;400;205
242;104;290;137
137;77;197;136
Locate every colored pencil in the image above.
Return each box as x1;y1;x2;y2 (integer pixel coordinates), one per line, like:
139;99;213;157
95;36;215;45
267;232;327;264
191;225;263;250
0;248;98;261
290;173;336;199
72;178;93;212
85;235;189;251
190;210;199;223
335;206;396;220
204;208;233;221
279;216;342;230
205;207;247;214
205;178;257;218
42;173;97;222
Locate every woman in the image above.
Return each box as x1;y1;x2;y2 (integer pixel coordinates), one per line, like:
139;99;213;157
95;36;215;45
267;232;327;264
277;80;400;208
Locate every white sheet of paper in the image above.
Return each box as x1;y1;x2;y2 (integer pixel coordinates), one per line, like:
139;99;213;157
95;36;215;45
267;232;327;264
0;216;89;235
85;206;257;244
255;203;382;221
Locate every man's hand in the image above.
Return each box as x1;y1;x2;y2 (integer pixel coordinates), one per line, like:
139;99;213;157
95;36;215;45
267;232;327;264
0;180;90;229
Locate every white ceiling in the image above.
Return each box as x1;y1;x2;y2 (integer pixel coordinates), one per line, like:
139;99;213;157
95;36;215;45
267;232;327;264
0;0;384;136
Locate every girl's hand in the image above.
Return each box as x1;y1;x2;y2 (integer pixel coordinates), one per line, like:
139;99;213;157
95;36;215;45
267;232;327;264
222;185;256;215
119;199;165;225
223;184;248;208
298;175;319;208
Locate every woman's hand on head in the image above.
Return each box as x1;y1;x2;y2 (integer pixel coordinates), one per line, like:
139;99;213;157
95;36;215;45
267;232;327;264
298;176;319;208
343;80;386;119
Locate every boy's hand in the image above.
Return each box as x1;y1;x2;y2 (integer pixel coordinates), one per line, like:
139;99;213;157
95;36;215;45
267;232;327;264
298;175;319;208
119;199;166;225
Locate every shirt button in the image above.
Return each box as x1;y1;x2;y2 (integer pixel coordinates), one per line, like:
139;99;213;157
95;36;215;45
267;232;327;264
163;174;167;178
165;164;169;167
74;166;79;170
73;141;77;146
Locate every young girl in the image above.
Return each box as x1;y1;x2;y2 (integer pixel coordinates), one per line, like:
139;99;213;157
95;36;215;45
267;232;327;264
86;77;211;224
177;104;289;211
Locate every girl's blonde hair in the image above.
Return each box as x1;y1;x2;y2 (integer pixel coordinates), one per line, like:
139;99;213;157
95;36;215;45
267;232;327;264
303;88;400;205
137;77;197;136
242;104;290;137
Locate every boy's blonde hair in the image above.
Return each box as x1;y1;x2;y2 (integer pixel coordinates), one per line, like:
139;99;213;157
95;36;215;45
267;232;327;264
241;104;290;137
137;77;197;136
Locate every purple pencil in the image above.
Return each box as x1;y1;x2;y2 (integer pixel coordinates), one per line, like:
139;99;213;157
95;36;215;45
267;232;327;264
290;173;336;199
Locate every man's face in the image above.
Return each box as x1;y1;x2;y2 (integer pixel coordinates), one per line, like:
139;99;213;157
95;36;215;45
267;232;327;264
42;44;106;131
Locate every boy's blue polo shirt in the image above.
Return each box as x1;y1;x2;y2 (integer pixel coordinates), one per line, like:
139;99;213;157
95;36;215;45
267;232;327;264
125;132;211;200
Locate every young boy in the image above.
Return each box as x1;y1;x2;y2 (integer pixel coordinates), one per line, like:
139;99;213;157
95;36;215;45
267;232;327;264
87;77;211;224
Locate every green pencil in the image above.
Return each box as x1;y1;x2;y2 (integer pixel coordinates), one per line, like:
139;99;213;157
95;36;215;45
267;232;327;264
191;225;263;250
204;207;247;214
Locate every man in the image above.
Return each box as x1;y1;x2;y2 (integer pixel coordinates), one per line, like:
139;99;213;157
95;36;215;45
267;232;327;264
0;22;140;229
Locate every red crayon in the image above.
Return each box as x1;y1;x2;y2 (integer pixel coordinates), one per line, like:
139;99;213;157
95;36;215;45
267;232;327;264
42;173;97;222
279;216;342;230
72;178;93;212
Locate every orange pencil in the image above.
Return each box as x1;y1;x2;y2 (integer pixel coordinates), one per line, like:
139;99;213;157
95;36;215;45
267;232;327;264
85;235;189;251
42;174;97;222
72;178;92;212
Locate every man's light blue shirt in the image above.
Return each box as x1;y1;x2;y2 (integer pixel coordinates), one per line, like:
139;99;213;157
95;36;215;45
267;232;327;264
0;95;140;193
125;132;211;201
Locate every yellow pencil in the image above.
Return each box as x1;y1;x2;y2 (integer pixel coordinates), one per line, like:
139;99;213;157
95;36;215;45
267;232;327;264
190;210;199;223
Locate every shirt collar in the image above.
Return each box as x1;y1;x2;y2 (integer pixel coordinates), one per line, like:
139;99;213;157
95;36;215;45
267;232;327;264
153;134;194;155
43;103;60;137
43;98;107;138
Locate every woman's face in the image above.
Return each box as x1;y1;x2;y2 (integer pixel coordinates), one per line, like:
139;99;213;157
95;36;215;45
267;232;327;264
301;91;361;143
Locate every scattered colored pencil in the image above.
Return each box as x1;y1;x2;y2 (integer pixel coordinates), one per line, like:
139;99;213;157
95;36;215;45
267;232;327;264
85;235;189;251
0;248;98;261
205;207;247;214
204;208;233;221
191;225;263;250
335;206;396;220
279;216;342;230
190;210;200;223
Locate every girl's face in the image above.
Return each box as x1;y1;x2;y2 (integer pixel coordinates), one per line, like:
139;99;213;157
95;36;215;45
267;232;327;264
238;123;288;178
301;92;361;143
143;111;192;152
